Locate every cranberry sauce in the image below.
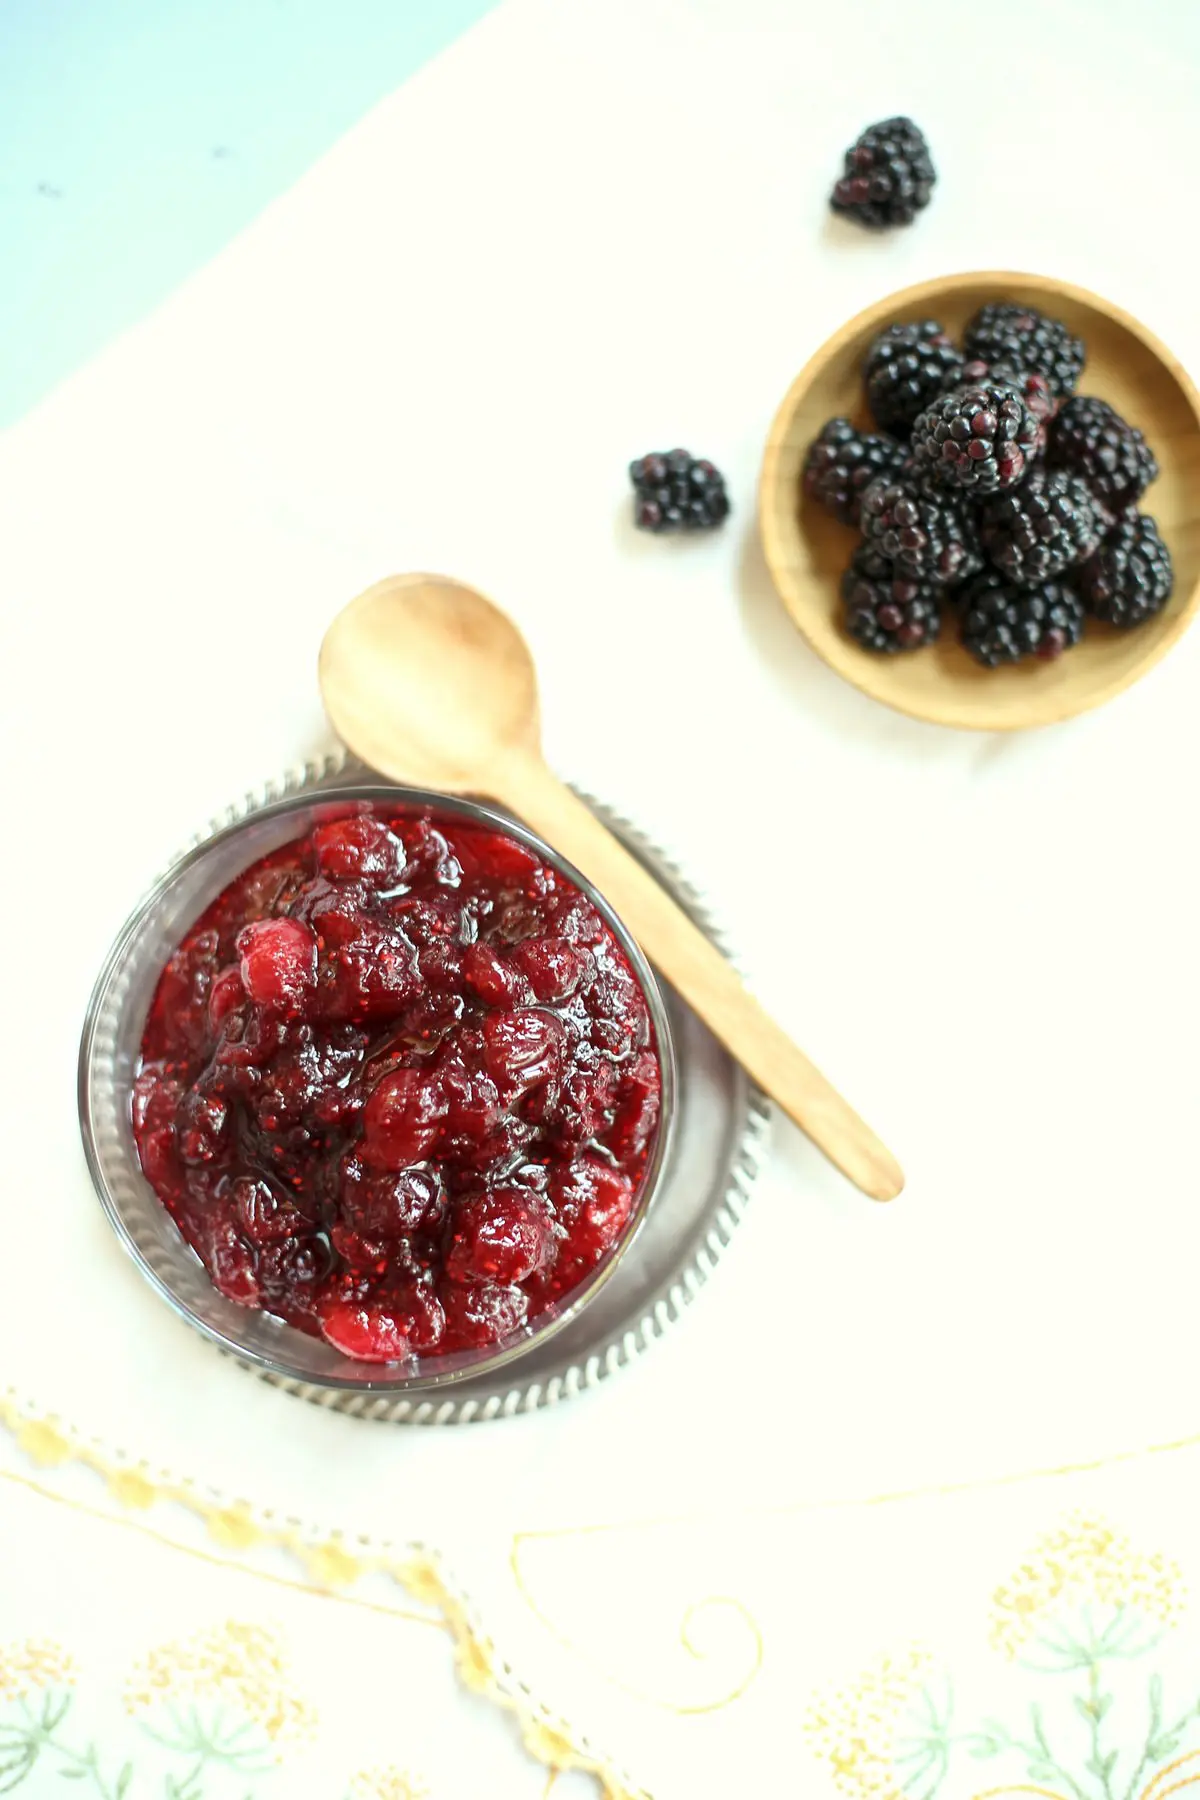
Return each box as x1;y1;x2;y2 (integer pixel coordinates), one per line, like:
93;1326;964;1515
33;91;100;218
133;807;663;1363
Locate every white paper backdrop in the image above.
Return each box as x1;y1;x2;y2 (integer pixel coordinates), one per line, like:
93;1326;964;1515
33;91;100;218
2;1;1200;1792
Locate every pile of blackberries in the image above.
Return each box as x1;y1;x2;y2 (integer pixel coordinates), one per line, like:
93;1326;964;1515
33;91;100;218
803;305;1173;666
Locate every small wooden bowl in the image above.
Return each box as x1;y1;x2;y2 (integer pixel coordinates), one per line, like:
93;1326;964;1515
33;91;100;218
760;272;1200;730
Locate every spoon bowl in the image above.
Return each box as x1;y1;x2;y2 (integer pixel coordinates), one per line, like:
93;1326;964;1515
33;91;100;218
320;574;541;789
320;574;905;1200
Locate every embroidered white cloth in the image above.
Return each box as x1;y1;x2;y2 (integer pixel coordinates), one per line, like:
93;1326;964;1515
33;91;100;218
0;1416;595;1798
2;0;1199;1794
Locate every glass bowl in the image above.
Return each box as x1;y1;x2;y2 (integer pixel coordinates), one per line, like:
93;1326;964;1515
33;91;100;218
78;775;677;1394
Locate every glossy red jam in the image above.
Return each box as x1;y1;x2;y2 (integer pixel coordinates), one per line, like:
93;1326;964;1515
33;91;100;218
133;806;663;1363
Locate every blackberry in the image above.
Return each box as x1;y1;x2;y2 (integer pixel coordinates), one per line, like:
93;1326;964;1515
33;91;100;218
802;417;907;526
1075;510;1174;628
830;117;935;229
629;449;730;532
963;302;1086;400
945;357;1058;434
981;470;1110;584
841;543;942;653
1047;396;1159;511
959;570;1085;666
864;321;964;435
910;381;1042;496
860;475;983;587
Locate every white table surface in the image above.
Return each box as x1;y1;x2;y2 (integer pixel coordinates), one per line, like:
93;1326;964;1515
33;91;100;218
3;1;1200;1793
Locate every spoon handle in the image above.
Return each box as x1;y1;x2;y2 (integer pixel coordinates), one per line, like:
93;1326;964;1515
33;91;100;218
491;754;903;1201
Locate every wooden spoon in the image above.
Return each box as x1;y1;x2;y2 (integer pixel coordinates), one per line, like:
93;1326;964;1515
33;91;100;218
319;574;904;1200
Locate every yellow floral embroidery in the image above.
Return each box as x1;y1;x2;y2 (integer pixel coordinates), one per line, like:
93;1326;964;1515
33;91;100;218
124;1620;315;1746
522;1720;580;1767
991;1512;1185;1659
301;1537;362;1588
348;1768;430;1800
0;1639;75;1700
107;1467;157;1510
0;1396;622;1797
204;1502;262;1550
15;1418;71;1467
393;1556;446;1607
804;1646;931;1800
806;1518;1199;1800
455;1631;495;1693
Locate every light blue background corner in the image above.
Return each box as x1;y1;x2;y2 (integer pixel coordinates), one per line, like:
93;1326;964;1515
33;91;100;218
0;0;499;429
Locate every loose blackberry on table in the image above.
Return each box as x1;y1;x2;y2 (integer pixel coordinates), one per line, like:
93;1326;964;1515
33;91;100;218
841;542;943;653
910;380;1043;496
630;449;730;533
1076;510;1174;628
829;117;936;230
963;302;1086;400
959;570;1085;666
803;417;907;526
980;469;1110;584
860;475;983;587
1047;396;1159;511
863;321;964;435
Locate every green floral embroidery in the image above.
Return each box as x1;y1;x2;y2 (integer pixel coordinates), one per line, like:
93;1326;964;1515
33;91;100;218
0;1632;429;1798
139;1698;278;1796
0;1687;130;1796
807;1516;1200;1800
0;1681;263;1797
0;1626;305;1796
893;1662;1200;1800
